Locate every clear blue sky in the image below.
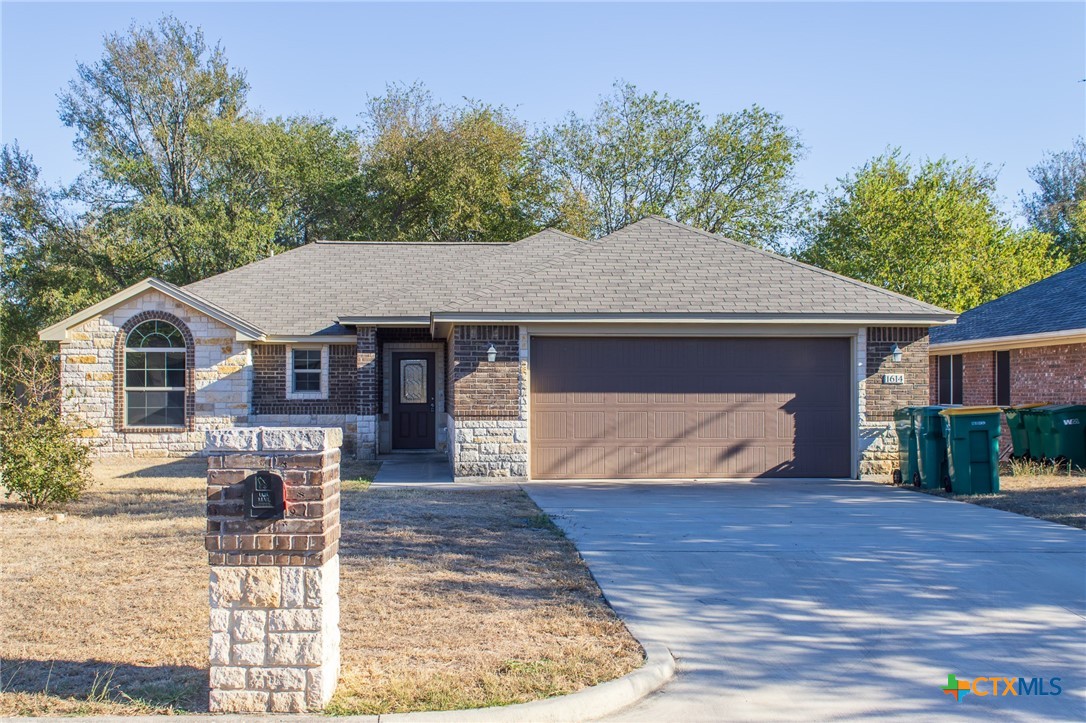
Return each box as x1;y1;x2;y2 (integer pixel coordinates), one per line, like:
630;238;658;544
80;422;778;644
3;2;1084;220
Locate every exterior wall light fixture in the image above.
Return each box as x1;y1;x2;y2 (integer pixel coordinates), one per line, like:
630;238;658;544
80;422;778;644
487;345;497;363
890;343;903;363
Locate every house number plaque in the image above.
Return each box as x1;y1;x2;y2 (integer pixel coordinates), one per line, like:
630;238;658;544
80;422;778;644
882;373;905;385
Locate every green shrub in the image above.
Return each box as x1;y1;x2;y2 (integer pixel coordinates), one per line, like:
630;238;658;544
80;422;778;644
1;344;92;508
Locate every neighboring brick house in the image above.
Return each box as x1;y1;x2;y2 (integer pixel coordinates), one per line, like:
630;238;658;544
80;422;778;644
42;216;955;479
928;264;1086;423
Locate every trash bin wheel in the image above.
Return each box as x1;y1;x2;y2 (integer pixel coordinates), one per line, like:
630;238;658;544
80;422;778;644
892;469;902;484
942;475;952;492
912;471;921;487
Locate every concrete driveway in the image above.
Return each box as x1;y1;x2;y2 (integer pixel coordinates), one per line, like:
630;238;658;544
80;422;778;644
523;479;1085;722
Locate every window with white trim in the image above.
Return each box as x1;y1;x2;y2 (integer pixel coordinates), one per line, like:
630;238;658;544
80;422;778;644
286;346;328;399
125;320;186;427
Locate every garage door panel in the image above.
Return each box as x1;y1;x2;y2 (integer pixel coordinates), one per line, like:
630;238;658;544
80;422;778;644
696;411;731;439
530;337;852;479
616;411;649;439
534;411;568;440
573;411;606;439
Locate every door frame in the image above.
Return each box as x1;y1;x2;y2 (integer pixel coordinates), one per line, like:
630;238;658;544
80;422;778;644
379;341;445;454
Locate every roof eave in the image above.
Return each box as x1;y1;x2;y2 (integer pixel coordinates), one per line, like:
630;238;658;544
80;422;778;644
929;328;1086;353
429;311;958;325
335;316;431;327
39;278;266;342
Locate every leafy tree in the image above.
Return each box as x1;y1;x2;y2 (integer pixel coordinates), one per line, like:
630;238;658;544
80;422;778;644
0;345;93;509
1022;137;1085;263
56;15;359;281
339;84;555;242
0;145;111;347
796;151;1064;312
539;82;811;246
2;16;359;348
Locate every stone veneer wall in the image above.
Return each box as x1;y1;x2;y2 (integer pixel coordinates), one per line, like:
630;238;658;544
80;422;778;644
859;327;930;476
59;289;251;456
449;325;528;477
205;428;341;713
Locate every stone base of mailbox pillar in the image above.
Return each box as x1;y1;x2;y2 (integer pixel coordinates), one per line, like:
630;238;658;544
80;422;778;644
205;427;342;714
208;557;340;713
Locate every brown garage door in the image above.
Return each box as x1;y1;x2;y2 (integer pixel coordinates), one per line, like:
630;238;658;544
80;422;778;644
530;337;852;479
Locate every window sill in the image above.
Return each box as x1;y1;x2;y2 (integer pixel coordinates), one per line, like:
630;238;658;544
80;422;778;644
285;393;328;401
121;426;188;433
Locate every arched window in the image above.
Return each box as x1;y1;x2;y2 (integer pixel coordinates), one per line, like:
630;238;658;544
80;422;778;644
124;320;187;427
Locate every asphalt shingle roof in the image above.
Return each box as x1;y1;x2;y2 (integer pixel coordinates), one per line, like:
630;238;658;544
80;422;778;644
185;229;589;335
930;262;1086;345
437;217;952;318
185;216;953;336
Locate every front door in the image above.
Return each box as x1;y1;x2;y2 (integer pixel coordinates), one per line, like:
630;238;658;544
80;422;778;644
391;352;436;450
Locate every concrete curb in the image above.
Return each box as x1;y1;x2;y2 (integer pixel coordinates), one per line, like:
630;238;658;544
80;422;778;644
75;646;673;723
379;642;675;723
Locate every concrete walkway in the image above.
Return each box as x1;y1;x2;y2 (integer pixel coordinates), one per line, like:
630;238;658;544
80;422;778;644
372;452;453;485
524;479;1086;722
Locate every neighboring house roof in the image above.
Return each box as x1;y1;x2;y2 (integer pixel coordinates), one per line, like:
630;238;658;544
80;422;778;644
41;217;956;341
38;278;266;342
929;262;1086;350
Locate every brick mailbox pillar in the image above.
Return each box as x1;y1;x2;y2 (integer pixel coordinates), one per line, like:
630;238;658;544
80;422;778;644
204;427;342;714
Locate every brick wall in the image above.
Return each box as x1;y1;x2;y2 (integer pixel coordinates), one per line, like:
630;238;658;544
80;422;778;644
863;327;929;422
355;327;377;416
1011;343;1086;405
449;325;520;419
928;342;1086;407
963;351;995;406
252;345;358;415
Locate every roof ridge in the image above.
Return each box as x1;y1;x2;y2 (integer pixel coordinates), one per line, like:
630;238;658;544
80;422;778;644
641;215;954;315
313;239;508;246
433;230;609;310
960;261;1084;315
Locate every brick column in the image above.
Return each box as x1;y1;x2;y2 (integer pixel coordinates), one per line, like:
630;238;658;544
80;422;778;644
355;326;378;459
204;427;342;713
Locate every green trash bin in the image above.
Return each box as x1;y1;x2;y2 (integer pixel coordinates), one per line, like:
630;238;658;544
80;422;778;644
940;407;1002;495
912;406;950;489
1034;404;1086;470
1023;408;1047;461
1002;403;1049;460
893;407;919;485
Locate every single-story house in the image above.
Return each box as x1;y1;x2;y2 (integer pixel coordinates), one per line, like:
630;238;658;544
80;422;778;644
929;262;1085;409
41;216;955;479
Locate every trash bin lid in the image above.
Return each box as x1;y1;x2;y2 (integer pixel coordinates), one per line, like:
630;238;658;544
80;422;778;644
914;405;951;416
939;406;1004;416
1038;404;1086;414
1002;402;1049;411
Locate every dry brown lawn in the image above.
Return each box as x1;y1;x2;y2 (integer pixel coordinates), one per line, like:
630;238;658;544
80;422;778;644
0;459;641;716
930;467;1086;529
881;462;1086;529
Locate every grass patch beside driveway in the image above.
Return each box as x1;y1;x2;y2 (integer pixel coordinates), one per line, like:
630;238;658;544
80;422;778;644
876;462;1086;529
918;467;1086;529
0;459;641;716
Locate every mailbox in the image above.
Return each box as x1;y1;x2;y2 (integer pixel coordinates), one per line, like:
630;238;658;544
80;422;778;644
243;471;284;520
